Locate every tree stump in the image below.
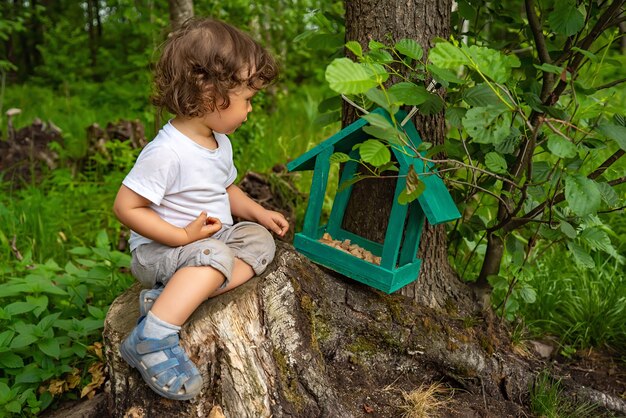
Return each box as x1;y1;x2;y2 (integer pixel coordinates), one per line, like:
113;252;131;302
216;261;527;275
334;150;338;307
104;242;352;417
103;242;625;417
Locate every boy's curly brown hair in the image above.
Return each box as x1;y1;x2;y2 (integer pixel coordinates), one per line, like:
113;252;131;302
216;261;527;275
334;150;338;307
152;18;278;118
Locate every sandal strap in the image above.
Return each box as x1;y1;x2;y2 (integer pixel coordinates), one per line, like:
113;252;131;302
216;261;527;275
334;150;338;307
168;375;187;393
146;357;179;376
136;334;179;354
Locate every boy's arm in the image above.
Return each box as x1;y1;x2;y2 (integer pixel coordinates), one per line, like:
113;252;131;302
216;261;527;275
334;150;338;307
226;184;289;237
113;185;222;247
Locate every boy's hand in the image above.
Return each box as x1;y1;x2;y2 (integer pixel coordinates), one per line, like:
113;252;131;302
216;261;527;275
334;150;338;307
257;209;289;237
183;211;222;243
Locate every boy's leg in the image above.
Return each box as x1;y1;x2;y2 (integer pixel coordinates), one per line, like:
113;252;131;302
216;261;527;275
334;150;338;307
210;258;254;297
208;221;277;297
151;265;225;325
122;240;233;400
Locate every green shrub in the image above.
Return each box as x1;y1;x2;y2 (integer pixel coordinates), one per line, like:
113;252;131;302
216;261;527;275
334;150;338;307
0;232;132;416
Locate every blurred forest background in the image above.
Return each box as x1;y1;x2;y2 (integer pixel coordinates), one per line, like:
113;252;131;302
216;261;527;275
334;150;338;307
0;0;624;416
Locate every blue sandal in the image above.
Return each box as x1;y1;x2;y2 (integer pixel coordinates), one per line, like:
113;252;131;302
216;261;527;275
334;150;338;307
139;285;164;317
119;317;203;400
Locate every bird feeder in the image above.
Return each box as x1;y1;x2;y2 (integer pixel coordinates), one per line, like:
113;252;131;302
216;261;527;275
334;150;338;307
287;108;461;293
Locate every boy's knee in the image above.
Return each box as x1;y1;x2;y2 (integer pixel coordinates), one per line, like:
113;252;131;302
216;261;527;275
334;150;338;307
178;239;234;285
231;223;276;275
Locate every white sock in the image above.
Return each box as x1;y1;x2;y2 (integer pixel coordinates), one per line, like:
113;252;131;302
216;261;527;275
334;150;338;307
140;311;181;367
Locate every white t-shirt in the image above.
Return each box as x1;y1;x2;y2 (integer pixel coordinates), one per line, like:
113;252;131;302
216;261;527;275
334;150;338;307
123;122;237;251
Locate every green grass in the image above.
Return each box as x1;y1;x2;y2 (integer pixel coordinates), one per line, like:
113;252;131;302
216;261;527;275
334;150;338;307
530;371;599;418
521;253;626;353
1;81;154;158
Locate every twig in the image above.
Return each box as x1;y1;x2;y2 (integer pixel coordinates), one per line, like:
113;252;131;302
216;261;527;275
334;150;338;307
525;0;555;101
594;77;626;90
10;235;23;261
341;94;369;115
448;179;513;214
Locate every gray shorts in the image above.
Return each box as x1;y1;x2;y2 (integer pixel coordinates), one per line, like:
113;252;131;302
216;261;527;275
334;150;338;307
130;221;276;289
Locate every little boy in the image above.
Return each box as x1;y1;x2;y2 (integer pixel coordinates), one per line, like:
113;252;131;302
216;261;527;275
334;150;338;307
113;18;288;400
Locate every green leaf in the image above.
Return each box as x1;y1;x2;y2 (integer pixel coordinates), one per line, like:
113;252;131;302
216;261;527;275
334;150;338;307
596;124;626;151
365;87;398;112
488;274;509;291
0;382;10;402
466;45;520;83
446;107;466;128
359;140;391;167
38;338;61;359
395;39;423;61
361;113;394;130
428;42;469;68
367;49;394;64
418;93;445;115
0;283;30;298
580;227;619;258
87;305;106;320
427;64;465;85
95;230;110;249
388;82;429;106
329;152;350;164
345;41;363;57
68;246;91;255
494;130;521;155
571;47;597;63
564;174;601;216
368;40;386;50
0;352;24;369
5;301;37;317
325;58;378;94
567;241;594;268
27;295;48;318
21;276;67;296
560;221;577;239
37;313;61;332
462;106;512;144
362;125;406;145
518;286;537;304
10;334;38;350
463;83;502;107
484;152;508;174
532;162;551;183
548;0;585;36
6;400;22;413
0;330;14;347
597;182;619;207
547;134;578;158
534;63;566;75
337;174;364;193
15;364;46;384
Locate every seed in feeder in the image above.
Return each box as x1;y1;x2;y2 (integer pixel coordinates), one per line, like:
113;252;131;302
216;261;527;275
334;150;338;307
318;233;381;265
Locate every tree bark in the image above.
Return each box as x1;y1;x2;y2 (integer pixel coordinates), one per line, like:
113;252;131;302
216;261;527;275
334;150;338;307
168;0;194;31
342;0;473;310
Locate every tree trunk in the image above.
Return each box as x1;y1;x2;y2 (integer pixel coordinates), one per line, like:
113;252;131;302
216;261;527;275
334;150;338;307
168;0;194;31
342;0;473;310
87;0;97;69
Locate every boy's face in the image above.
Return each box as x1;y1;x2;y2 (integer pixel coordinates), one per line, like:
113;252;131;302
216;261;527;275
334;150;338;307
203;86;256;135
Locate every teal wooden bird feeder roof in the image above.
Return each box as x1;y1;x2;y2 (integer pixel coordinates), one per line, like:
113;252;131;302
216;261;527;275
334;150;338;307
287;108;461;293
